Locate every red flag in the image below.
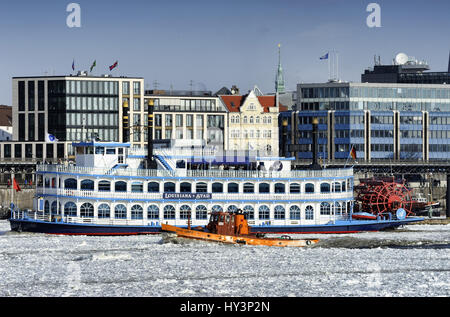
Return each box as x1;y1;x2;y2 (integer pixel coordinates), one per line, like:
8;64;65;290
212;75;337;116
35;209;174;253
13;178;21;192
109;61;118;71
350;146;357;160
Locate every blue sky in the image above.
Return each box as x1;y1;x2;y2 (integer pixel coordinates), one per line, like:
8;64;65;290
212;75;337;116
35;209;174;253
0;0;449;104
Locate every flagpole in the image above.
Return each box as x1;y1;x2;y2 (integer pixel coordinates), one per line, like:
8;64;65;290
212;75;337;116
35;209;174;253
344;145;353;168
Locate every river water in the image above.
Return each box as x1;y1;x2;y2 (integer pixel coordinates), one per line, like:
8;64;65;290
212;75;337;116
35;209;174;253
0;220;449;297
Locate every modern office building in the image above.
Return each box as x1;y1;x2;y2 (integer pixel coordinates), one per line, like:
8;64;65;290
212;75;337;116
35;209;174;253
282;81;450;163
362;52;450;84
0;74;145;161
144;89;228;150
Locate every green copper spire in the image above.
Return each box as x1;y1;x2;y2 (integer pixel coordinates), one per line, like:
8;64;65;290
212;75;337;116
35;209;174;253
275;44;285;93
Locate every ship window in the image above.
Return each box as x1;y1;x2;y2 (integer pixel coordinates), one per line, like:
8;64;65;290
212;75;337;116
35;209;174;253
289;205;301;220
333;202;342;215
164;182;176;193
320;183;330;193
320;202;331;215
212;205;223;212
196;182;207;193
274;205;285;219
290;183;301;193
80;179;94;191
212;182;223;193
227;205;238;213
114;204;127;219
305;183;315;193
274;183;285;193
163;205;175;219
64;201;77;217
305;205;314;220
115;181;127;192
180;182;192;193
51;201;59;215
258;205;270;220
341;181;346;192
333;182;341;192
243;183;254;193
195;205;207;220
243;205;254;219
147;205;159;219
64;178;77;190
98;204;110;218
98;180;111;192
227;183;239;193
148;182;159;193
131;205;143;219
259;183;270;193
180;205;191;219
44;200;50;214
106;148;115;154
95;147;105;155
80;203;94;218
131;182;143;193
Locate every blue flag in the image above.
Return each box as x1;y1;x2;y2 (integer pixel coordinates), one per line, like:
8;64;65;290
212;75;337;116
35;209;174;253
72;59;75;71
320;53;329;60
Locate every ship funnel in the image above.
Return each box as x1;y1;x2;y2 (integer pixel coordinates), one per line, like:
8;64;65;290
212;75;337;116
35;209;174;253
147;99;157;169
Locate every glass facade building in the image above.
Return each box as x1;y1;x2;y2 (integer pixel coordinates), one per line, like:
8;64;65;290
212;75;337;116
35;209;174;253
283;82;450;162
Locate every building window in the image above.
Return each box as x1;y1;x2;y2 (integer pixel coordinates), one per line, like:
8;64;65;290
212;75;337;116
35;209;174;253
18;81;25;111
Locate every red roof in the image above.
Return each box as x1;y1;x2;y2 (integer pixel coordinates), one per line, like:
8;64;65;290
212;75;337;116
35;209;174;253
220;95;286;113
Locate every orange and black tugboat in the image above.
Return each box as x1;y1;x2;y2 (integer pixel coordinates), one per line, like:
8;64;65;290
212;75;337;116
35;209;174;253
161;210;319;247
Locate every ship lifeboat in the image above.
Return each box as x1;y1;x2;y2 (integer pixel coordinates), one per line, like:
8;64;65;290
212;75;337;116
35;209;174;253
161;211;319;247
351;212;377;220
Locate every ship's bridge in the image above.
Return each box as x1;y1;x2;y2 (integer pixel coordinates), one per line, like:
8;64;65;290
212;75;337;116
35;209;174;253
72;141;131;169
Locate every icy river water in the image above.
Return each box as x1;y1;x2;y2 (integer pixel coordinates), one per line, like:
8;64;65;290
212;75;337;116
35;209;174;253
0;220;449;297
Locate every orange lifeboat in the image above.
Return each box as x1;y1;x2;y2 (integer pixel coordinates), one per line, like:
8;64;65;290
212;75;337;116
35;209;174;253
161;211;319;247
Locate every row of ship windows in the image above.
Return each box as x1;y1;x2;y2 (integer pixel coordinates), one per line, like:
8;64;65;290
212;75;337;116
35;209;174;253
45;201;349;220
40;177;352;194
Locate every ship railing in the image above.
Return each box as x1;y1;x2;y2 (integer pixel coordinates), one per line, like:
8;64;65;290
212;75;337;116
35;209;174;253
36;188;353;201
37;164;353;180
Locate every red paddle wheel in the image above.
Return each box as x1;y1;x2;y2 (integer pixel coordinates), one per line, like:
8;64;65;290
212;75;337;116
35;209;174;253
354;177;414;217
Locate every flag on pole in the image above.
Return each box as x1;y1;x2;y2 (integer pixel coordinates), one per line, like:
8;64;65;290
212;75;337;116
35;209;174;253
109;60;118;71
72;59;75;71
350;146;357;160
13;178;21;192
320;53;329;60
46;133;58;143
90;60;96;72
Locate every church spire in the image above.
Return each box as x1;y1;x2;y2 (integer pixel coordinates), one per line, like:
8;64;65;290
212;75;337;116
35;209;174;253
275;44;285;93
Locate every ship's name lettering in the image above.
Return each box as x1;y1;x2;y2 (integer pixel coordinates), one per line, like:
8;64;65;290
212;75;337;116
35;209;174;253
163;193;212;200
